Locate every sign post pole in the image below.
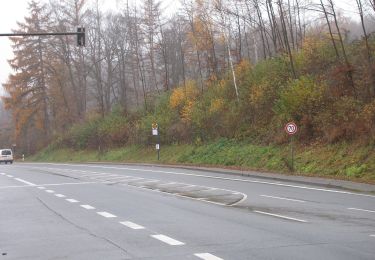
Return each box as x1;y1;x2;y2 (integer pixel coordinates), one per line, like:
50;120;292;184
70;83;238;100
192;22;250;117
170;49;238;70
152;123;160;161
285;122;298;172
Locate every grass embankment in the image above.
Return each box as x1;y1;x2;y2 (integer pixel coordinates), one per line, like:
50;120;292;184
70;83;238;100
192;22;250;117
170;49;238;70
31;139;375;184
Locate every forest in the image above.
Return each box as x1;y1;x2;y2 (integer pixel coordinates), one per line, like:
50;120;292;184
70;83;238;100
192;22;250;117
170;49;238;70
1;0;375;169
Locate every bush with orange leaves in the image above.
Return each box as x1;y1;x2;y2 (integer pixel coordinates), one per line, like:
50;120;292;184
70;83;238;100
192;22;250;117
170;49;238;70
170;80;199;123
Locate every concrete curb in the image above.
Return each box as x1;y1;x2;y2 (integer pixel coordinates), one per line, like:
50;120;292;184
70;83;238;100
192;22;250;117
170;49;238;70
82;161;375;193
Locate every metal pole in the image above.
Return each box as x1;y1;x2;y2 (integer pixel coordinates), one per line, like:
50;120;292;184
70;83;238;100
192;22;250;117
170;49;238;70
0;32;83;37
157;128;160;161
291;136;294;172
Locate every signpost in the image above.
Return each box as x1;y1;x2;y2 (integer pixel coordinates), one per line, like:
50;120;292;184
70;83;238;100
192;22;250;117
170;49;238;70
285;122;298;172
152;123;160;160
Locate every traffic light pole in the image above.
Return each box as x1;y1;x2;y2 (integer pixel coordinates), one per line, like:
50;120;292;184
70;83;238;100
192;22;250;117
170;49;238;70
0;32;82;37
0;28;85;46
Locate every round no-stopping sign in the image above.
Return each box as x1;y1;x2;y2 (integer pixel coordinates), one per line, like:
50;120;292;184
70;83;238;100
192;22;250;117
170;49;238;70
285;122;298;135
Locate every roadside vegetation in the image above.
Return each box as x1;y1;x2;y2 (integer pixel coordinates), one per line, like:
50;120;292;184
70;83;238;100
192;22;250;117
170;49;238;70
33;34;375;183
2;1;375;183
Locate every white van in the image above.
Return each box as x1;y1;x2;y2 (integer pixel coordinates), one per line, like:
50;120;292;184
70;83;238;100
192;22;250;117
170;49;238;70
0;149;14;164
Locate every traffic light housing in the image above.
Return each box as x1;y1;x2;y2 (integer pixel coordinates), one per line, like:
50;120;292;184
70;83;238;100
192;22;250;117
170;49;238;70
77;27;85;47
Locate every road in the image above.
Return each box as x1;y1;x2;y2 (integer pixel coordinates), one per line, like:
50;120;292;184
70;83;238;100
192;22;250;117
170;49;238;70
0;163;374;259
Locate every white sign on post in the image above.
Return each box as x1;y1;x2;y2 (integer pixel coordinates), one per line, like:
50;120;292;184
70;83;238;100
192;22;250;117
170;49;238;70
155;144;160;150
152;123;158;136
285;122;298;135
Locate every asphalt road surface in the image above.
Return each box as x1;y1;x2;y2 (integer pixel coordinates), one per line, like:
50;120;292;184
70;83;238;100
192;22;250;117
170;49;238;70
1;163;374;259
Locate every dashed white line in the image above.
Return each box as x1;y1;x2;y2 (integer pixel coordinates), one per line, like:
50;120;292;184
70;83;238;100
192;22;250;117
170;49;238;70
97;211;117;218
151;234;185;245
120;221;145;230
194;253;223;260
45;190;55;193
14;178;36;186
260;195;306;203
66;199;79;203
37;186;45;189
254;210;308;223
348;208;375;213
370;235;375;238
0;173;5;175
55;194;66;198
7;175;14;177
81;204;95;210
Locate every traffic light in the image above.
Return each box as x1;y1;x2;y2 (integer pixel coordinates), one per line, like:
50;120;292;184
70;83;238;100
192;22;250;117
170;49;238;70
77;27;85;47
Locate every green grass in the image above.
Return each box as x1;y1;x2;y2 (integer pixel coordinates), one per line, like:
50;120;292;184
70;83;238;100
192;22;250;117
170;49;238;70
31;139;375;183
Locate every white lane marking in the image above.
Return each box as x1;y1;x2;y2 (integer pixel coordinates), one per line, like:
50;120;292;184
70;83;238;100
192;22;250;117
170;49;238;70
41;181;100;187
370;235;375;237
7;175;14;177
45;190;55;193
0;173;5;175
260;195;306;203
81;204;95;210
137;180;160;184
254;210;308;223
120;221;145;230
151;234;185;246
195;253;223;260
55;194;66;198
97;211;117;218
16;165;247;205
66;199;79;203
14;178;36;186
0;181;104;190
35;163;375;198
99;176;128;181
348;207;375;213
158;182;177;186
80;173;112;178
37;186;46;189
90;174;120;179
124;177;145;182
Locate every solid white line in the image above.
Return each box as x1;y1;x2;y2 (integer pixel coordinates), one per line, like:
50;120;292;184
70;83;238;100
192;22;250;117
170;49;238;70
66;199;79;203
55;194;65;198
91;174;120;179
194;253;223;260
14;178;36;186
97;211;117;218
254;210;308;223
370;235;375;238
37;186;46;189
348;207;375;213
158;182;177;186
45;190;55;193
119;221;145;230
81;204;95;210
151;234;185;245
42;163;375;198
7;175;14;177
135;180;160;185
260;195;306;203
80;173;111;178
